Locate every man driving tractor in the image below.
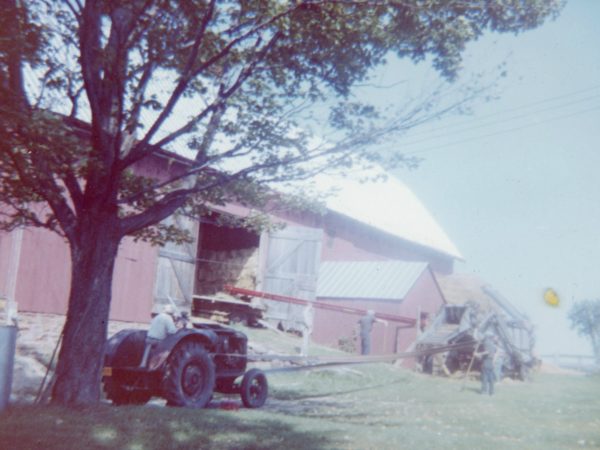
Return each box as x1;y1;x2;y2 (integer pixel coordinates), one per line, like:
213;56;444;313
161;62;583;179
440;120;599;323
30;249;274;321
140;304;180;367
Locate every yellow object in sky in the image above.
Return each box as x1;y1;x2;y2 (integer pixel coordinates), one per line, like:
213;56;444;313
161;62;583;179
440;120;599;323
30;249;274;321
544;288;560;307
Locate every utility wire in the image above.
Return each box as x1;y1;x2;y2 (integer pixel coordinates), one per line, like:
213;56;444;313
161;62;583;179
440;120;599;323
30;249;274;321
399;94;600;148
403;104;600;155
399;84;600;141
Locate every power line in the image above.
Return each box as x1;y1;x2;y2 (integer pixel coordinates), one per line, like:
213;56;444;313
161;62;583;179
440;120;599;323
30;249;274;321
396;84;600;143
403;104;600;156
399;94;600;149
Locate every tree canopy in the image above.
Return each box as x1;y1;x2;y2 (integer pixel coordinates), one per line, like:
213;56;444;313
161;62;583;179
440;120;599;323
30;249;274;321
568;299;600;363
0;0;563;405
1;0;563;241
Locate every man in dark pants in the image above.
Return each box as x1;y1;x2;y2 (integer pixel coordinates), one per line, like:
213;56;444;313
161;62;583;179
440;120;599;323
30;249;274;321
476;332;498;395
358;310;387;355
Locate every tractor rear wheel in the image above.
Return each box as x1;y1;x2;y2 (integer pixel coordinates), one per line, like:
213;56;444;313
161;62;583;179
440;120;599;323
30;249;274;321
161;341;215;407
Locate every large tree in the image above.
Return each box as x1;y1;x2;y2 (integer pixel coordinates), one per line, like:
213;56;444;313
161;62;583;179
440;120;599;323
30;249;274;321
0;0;562;405
568;299;600;364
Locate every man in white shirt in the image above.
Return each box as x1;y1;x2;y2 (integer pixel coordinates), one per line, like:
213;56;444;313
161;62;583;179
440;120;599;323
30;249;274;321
300;302;314;357
140;304;179;367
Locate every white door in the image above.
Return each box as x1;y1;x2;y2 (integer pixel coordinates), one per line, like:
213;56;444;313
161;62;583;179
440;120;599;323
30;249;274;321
258;226;322;330
154;214;198;311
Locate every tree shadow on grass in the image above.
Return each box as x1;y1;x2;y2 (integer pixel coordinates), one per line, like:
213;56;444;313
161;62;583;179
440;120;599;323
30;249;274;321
0;404;336;450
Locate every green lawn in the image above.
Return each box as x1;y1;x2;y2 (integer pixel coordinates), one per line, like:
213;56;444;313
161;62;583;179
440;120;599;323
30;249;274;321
2;365;599;450
4;326;599;449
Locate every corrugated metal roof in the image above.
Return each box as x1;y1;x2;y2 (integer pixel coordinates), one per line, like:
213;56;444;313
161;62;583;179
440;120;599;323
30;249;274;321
317;261;428;301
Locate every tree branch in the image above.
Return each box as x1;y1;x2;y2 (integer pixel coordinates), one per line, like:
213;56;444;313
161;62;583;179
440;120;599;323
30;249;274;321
119;188;193;237
5;147;77;239
77;1;103;127
128;1;300;165
133;0;217;150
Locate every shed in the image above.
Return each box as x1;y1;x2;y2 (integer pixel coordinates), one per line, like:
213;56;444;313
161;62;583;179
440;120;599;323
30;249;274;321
311;260;446;358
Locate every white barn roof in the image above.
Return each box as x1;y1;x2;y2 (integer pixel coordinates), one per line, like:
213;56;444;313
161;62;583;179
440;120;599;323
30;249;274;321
314;168;462;259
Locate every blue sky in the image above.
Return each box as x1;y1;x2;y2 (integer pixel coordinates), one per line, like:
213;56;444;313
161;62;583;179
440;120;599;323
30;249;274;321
375;1;600;356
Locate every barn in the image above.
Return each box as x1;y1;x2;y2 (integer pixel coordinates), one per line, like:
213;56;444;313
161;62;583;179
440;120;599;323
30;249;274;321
313;260;445;356
0;152;462;355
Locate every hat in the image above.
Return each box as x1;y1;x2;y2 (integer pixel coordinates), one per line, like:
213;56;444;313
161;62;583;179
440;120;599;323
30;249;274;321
163;304;176;315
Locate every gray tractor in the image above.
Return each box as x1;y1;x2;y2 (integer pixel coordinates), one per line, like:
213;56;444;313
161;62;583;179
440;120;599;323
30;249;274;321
102;321;268;408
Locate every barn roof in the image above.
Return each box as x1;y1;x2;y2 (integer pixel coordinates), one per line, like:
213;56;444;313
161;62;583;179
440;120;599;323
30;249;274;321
316;260;429;301
145;137;463;261
314;168;462;260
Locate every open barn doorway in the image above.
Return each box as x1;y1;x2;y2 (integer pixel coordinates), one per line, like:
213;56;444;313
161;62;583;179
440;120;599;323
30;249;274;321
195;213;261;296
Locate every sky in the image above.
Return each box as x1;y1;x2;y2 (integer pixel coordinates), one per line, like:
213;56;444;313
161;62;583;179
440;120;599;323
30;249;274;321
362;1;600;356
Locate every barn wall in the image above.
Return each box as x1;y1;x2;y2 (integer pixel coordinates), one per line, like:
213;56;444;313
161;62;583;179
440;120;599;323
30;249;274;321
13;227;71;315
111;236;158;322
310;299;403;355
0;226;158;324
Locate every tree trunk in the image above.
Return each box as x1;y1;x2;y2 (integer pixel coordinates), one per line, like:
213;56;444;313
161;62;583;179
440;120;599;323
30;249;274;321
51;219;122;405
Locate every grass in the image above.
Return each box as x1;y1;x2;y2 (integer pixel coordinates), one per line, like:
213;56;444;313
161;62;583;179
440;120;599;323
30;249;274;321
3;327;600;449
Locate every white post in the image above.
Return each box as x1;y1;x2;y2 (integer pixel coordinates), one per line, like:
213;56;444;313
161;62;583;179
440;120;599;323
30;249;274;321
0;228;21;410
5;228;23;325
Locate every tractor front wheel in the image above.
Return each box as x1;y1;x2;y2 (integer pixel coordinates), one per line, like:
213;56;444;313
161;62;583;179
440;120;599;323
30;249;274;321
240;368;268;408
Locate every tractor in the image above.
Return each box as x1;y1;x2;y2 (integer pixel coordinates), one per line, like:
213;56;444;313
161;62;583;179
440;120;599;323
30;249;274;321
102;320;268;408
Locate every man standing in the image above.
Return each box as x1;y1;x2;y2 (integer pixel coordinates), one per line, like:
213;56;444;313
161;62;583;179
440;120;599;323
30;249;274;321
300;302;314;357
476;332;498;395
140;304;179;367
358;310;387;355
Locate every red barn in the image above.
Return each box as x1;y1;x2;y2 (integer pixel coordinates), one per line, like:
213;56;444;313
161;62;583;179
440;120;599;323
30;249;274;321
0;156;461;355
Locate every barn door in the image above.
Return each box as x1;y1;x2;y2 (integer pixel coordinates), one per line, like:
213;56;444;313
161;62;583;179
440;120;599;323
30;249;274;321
154;214;198;312
259;226;322;330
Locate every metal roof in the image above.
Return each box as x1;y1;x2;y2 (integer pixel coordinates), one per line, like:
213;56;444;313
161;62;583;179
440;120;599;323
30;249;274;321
316;261;429;301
